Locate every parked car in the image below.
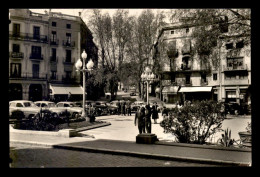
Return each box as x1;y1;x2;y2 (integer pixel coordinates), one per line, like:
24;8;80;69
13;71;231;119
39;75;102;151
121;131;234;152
9;100;41;119
130;92;136;96
131;101;145;112
93;101;109;116
34;101;67;118
225;102;240;115
56;101;83;118
108;101;119;115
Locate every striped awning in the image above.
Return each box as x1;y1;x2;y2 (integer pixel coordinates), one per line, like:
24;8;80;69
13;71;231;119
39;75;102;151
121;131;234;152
178;87;212;93
50;85;84;95
162;86;179;94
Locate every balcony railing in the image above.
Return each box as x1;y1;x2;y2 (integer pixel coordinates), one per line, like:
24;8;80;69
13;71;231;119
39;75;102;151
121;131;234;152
62;40;75;48
50;39;59;45
178;79;192;86
50;56;58;62
63;58;74;64
30;54;44;60
200;79;208;86
223;64;248;71
9;73;48;79
9;31;48;43
9;52;24;59
226;48;243;58
62;76;77;83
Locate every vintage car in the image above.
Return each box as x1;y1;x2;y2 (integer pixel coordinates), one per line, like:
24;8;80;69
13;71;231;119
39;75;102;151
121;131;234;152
56;101;84;118
131;101;145;112
34;101;68;118
93;101;109;116
108;100;119;115
9;100;41;119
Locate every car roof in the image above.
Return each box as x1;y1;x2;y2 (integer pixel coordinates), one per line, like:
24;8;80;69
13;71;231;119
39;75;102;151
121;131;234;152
10;100;33;103
57;101;75;104
34;101;54;104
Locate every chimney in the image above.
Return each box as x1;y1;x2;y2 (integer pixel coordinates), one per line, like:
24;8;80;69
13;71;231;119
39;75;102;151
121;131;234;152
79;12;81;17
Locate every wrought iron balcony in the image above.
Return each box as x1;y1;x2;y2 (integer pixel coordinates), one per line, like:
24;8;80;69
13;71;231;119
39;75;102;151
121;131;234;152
9;52;24;59
200;79;208;86
9;31;48;43
50;56;58;62
9;72;48;80
62;40;75;48
226;48;243;58
50;39;59;45
62;76;77;83
63;57;74;64
178;79;192;86
223;64;248;71
30;54;44;60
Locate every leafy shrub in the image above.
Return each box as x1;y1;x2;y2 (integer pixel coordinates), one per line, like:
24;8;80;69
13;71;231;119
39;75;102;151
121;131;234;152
217;128;235;147
160;100;225;144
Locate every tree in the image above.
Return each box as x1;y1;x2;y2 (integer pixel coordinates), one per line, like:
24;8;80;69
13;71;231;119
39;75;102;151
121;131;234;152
86;9;134;100
166;9;251;69
126;10;166;98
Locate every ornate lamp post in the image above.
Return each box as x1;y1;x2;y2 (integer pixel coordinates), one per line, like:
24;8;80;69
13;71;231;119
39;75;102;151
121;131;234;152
75;50;94;117
141;66;156;105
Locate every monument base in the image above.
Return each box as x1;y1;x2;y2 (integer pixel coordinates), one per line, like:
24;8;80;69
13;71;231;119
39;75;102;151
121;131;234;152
136;133;158;144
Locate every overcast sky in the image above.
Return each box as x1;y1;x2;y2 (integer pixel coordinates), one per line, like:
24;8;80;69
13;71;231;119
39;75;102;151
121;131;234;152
30;8;170;23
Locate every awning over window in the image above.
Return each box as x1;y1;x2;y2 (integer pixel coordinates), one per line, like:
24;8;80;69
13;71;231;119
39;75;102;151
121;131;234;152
162;86;179;94
178;87;212;93
50;85;84;95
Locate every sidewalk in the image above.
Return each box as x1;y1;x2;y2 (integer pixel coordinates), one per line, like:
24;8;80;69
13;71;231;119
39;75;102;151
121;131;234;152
10;128;251;167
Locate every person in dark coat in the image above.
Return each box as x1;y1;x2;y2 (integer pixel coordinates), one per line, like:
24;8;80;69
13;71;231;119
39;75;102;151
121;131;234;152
116;100;121;116
134;107;145;134
152;102;159;124
126;99;131;116
144;104;152;133
121;100;126;116
162;106;168;119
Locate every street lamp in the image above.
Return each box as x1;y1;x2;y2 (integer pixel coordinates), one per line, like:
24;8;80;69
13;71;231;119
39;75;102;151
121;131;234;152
141;66;156;105
75;50;94;118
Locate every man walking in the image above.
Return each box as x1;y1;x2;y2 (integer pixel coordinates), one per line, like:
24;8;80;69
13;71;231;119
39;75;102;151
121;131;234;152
126;99;131;116
117;100;121;116
144;104;152;133
134;107;145;134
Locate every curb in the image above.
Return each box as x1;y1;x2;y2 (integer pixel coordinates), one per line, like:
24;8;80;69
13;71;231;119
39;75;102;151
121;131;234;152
52;144;251;167
74;122;111;132
155;141;251;152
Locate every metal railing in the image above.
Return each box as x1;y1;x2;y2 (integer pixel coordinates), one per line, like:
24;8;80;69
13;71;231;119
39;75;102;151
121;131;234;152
50;39;59;45
63;57;75;64
9;52;24;59
62;40;75;47
9;72;48;79
62;76;77;82
9;31;48;43
223;64;248;71
50;56;58;62
29;54;44;60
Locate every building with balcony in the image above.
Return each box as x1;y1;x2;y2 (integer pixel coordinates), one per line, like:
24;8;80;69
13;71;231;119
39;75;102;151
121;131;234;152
152;18;251;105
9;9;98;102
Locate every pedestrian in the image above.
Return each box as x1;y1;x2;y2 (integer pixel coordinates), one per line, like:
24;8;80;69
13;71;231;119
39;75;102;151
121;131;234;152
121;100;126;116
162;106;168;119
152;102;159;124
220;102;226;118
126;99;131;116
117;100;121;116
144;104;152;133
134;107;145;134
177;101;183;110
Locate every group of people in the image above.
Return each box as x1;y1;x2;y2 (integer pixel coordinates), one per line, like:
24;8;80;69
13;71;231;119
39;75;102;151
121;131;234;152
116;99;132;116
134;103;159;134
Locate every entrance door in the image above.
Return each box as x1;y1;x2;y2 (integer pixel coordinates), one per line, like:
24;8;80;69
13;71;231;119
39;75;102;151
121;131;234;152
29;84;42;101
9;84;23;101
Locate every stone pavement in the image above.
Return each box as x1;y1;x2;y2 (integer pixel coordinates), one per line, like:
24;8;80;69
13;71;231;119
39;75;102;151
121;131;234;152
10;129;251;167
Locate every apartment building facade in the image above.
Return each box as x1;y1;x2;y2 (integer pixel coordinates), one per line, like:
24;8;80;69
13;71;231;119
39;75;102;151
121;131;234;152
152;20;251;106
9;9;98;102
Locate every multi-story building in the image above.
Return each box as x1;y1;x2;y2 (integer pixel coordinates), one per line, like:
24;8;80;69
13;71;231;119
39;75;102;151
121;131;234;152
152;18;251;106
9;9;98;102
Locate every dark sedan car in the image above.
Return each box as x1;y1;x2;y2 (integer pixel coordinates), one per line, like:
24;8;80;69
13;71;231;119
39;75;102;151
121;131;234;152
93;101;109;116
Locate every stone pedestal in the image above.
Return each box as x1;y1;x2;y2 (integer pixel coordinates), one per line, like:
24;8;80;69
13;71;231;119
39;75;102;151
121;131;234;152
136;133;158;144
